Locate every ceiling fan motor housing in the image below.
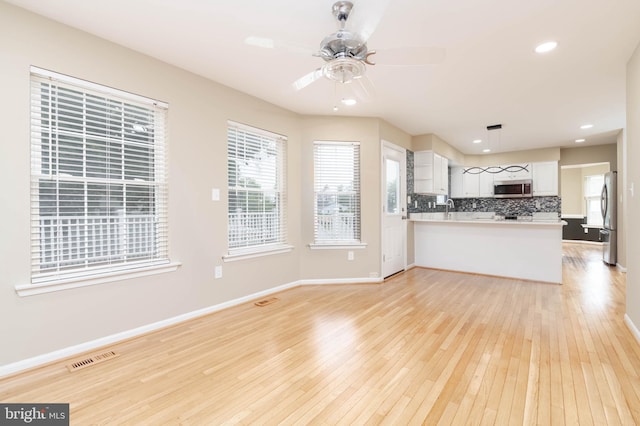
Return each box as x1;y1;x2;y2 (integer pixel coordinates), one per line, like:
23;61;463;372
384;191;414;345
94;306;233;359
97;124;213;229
319;30;368;62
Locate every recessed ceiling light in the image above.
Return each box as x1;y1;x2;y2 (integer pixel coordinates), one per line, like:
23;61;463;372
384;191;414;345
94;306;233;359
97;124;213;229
535;41;558;53
580;124;593;129
332;106;339;112
341;98;357;106
473;139;482;144
575;139;586;143
482;148;491;153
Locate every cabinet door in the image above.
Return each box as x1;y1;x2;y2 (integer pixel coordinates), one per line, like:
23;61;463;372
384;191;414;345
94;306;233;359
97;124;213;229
532;162;558;196
450;167;464;198
479;171;494;197
440;156;449;195
462;170;480;197
433;153;443;194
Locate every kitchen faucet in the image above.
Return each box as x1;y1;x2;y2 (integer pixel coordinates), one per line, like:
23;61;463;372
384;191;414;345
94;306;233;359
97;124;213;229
445;198;455;219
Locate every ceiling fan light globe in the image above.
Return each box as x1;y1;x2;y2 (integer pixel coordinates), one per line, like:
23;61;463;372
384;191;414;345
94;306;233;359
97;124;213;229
322;57;366;84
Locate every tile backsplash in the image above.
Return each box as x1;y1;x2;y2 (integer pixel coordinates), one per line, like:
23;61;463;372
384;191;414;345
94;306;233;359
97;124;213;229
406;150;561;216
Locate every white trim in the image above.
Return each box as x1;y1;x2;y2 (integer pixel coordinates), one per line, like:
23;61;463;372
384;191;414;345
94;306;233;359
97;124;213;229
15;262;182;297
581;224;602;229
624;314;640;345
1;279;300;378
562;239;602;246
30;66;168;108
561;214;586;219
298;277;383;285
617;264;627;273
223;245;294;262
308;243;367;250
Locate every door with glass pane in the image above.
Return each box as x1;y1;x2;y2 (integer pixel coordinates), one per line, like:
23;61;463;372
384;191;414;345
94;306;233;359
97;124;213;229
382;142;406;278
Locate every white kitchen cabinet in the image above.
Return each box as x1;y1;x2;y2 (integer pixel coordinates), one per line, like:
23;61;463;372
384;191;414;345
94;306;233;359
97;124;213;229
414;151;448;195
479;171;495;197
462;171;480;197
450;166;464;198
532;161;558;196
451;167;489;198
495;163;532;181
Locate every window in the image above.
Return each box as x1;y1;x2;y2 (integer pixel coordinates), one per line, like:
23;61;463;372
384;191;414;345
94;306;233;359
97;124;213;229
227;122;287;256
313;141;361;245
584;174;604;226
30;67;169;285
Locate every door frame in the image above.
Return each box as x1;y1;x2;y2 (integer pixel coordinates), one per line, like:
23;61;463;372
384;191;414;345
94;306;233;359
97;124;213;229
381;140;408;278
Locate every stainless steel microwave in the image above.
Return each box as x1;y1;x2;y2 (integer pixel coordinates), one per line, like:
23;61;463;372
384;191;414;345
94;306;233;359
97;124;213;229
493;180;533;198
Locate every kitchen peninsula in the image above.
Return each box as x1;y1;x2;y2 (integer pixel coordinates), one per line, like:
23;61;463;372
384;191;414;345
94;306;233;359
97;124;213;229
412;213;565;284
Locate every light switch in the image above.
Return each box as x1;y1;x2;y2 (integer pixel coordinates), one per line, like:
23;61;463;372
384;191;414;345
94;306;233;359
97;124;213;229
211;188;220;201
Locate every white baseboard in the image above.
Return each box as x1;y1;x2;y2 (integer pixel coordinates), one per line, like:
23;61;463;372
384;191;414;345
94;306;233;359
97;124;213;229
562;239;603;246
0;280;301;378
617;264;627;273
298;277;383;285
625;314;640;345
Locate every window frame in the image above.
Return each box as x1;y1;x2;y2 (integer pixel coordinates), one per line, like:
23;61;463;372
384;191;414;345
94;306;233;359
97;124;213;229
21;67;178;296
224;121;291;261
310;140;364;249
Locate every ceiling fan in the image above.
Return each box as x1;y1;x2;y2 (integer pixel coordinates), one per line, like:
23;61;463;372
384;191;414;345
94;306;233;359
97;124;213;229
294;1;444;94
247;1;444;99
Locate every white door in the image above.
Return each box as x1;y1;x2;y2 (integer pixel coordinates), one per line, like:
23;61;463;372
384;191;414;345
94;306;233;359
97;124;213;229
382;142;407;278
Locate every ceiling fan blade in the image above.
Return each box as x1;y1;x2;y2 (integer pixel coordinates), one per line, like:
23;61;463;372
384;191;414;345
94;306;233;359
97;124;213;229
245;36;314;56
374;46;446;66
350;76;375;102
345;0;392;43
293;69;323;91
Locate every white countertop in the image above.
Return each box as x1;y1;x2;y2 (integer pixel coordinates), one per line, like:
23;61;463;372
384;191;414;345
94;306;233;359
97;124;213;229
410;212;566;226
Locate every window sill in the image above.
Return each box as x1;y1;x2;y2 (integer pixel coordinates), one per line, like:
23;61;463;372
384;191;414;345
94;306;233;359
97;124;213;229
223;245;294;262
15;262;182;297
308;243;368;250
581;224;603;229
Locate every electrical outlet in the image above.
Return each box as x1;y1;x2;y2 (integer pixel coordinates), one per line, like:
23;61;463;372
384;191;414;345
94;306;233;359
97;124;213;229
348;251;354;261
211;188;220;201
214;265;222;278
414;200;418;208
535;200;541;209
472;202;476;208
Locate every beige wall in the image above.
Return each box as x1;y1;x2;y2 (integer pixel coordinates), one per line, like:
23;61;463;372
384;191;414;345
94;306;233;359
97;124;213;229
560;168;583;216
298;116;383;280
0;3;418;367
465;147;561;167
560;164;610;216
0;2;306;365
626;42;640;331
411;134;465;165
560;144;618;170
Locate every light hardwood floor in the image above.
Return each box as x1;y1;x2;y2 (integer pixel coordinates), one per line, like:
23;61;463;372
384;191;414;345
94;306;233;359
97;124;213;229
2;243;639;424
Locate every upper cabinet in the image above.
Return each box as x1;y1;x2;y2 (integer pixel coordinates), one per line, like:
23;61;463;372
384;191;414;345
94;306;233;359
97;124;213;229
449;161;557;198
494;163;532;181
532;161;559;196
414;151;448;195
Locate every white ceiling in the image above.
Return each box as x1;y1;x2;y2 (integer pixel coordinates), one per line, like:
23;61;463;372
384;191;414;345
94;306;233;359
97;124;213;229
7;0;640;154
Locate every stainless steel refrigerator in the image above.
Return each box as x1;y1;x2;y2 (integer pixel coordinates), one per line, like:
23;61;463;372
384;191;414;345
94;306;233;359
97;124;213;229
600;171;617;265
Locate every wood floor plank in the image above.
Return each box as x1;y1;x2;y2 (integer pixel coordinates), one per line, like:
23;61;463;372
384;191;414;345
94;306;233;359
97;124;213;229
1;243;639;424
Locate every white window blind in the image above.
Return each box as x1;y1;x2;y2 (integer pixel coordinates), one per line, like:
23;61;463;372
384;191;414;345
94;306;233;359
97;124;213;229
227;122;287;254
585;174;604;226
30;67;169;284
313;141;361;244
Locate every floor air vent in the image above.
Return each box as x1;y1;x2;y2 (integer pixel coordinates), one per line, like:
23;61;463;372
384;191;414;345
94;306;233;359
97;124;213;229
254;297;279;307
66;350;119;372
